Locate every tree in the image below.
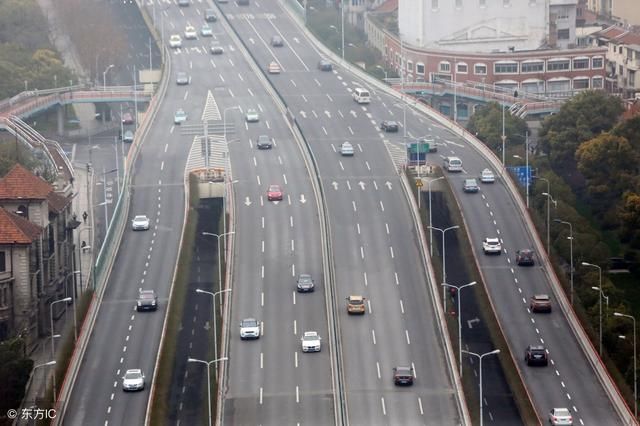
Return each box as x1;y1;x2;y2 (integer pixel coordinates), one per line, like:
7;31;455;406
538;91;624;181
575;134;638;223
619;192;640;246
0;338;33;418
466;101;528;154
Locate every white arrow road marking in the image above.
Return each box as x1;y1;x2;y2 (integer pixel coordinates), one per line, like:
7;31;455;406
446;139;465;147
350;110;357;117
358;181;366;190
325;111;331;118
299;194;307;203
300;111;307;118
293;37;300;43
467;318;480;328
332;181;338;190
245;197;251;206
385;181;392;190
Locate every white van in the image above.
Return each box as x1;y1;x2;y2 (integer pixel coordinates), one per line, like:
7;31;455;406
352;87;371;104
444;156;463;172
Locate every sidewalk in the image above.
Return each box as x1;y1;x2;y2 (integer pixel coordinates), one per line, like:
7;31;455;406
18;163;94;421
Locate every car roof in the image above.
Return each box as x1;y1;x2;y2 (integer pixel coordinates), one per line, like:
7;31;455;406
125;369;142;375
528;345;545;350
553;408;570;414
533;294;550;299
134;215;147;219
241;317;258;323
269;184;281;189
394;366;412;373
303;331;318;337
485;237;499;241
465;178;477;183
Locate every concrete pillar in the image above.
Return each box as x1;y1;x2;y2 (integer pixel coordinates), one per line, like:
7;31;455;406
57;105;64;136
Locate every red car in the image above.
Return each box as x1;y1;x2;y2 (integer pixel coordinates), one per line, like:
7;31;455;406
122;112;134;125
267;185;283;201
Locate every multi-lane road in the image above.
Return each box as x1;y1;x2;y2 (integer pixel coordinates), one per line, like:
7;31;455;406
60;0;631;425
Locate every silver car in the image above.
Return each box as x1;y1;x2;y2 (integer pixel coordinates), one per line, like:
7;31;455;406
176;72;189;85
122;369;145;391
131;215;150;231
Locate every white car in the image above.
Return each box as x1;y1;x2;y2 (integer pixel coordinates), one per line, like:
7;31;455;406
268;61;281;74
200;24;213;37
239;318;260;340
340;141;354;156
482;237;502;255
184;25;197;40
549;408;573;426
301;331;321;352
131;215;150;231
169;34;182;48
122;369;145;391
174;108;187;124
245;108;259;122
480;168;496;183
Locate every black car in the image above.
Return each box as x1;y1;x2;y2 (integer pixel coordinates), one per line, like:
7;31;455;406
380;121;399;132
178;0;189;6
318;59;333;71
137;290;157;312
256;135;273;150
296;274;315;292
525;345;548;366
393;366;414;385
204;9;217;22
271;35;283;47
515;249;535;266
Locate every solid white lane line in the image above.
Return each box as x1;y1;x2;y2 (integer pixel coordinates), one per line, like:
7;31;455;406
294;320;297;335
389;246;395;258
261;265;264;279
400;300;405;314
367;299;372;314
418;397;424;415
380;201;385;211
373;180;378;190
381;397;386;416
371;329;376;345
360;246;365;259
292;291;296;305
405;330;411;344
262;216;265;228
261;353;264;369
160;161;164;171
365;161;371;171
260;387;263;404
339;161;344;171
363;272;368;286
290;216;294;227
386;223;390;234
346;180;351;190
261;292;264;306
412;362;417;378
352;201;357;211
395;272;399;285
292;264;296;276
357;223;361;234
296;386;300;403
283;174;288;184
257;175;261;185
295;351;298;368
376;362;381;379
261;240;264;253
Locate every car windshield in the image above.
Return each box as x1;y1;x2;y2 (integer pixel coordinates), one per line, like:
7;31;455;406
242;319;258;327
269;185;280;192
555;409;570;416
134;216;146;221
140;292;155;300
124;371;141;380
303;333;318;341
395;367;412;375
349;298;363;305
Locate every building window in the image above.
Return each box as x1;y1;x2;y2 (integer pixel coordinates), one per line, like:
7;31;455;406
557;29;570;40
407;60;414;72
573;58;589;70
573;78;589;89
592;56;604;68
547;59;570;71
474;63;487;75
0;252;5;272
416;62;425;75
494;62;518;74
456;63;468;73
592;76;604;89
439;61;451;72
521;61;544;73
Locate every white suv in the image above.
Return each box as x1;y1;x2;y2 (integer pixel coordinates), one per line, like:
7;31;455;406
482;237;502;255
240;318;260;340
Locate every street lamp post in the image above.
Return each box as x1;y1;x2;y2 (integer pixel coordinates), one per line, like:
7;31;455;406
222;107;240;234
442;281;477;376
50;296;72;401
501;104;506;168
427;176;445;256
461;349;501;426
428;225;460;310
512;132;530;207
453;60;457;122
102;64;114;91
187;357;228;426
202;232;235;302
340;0;345;60
614;312;637;418
33;361;56;403
582;262;603;355
541;190;557;254
553;219;574;306
195;288;232;378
